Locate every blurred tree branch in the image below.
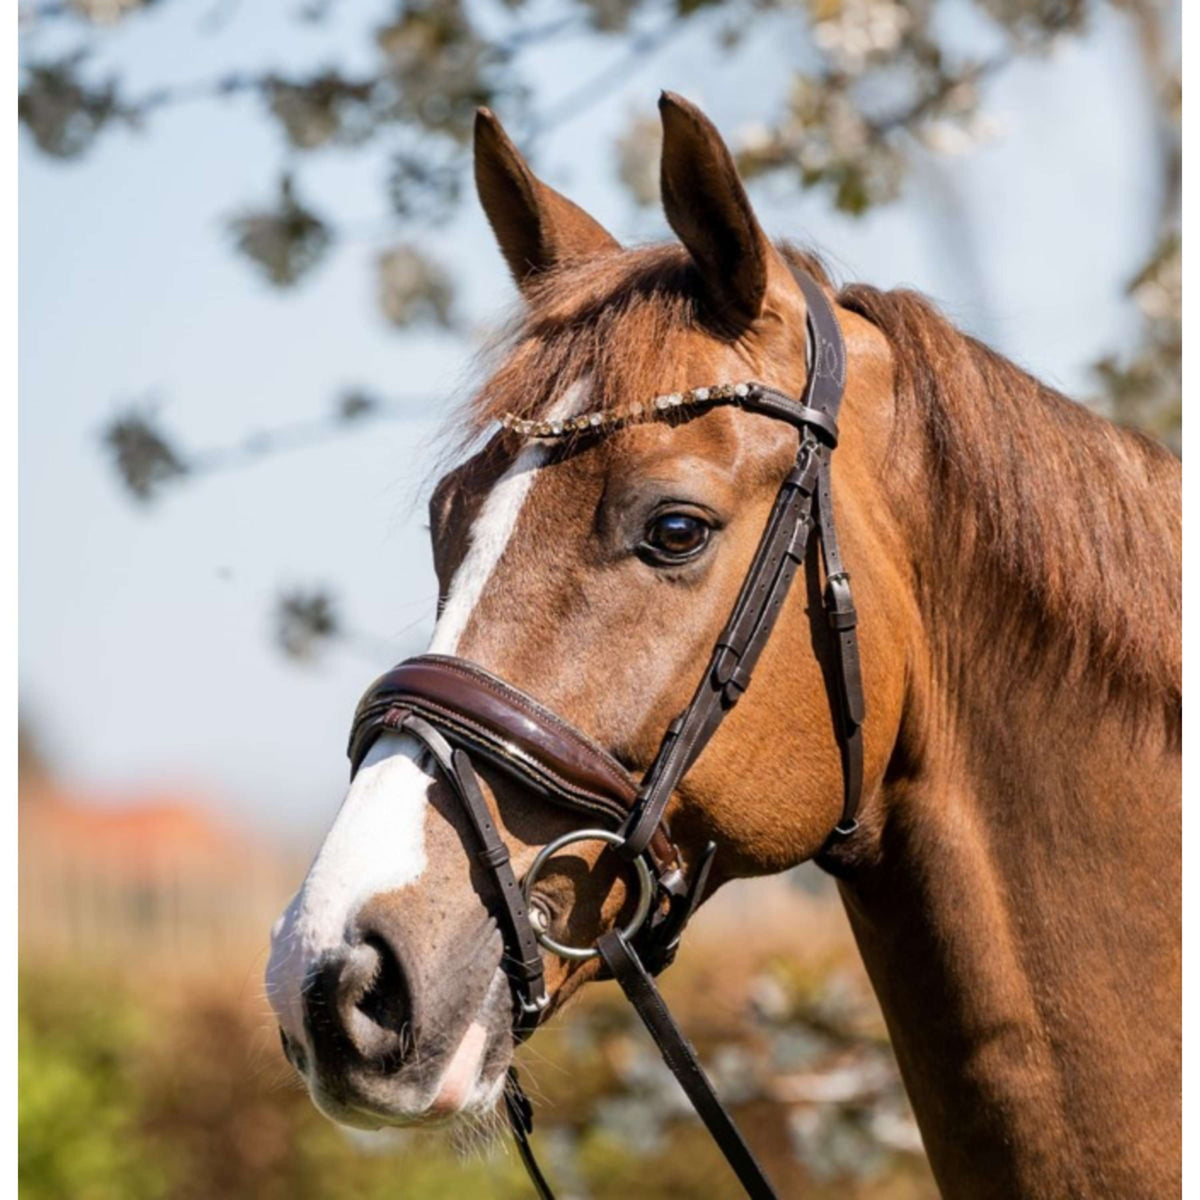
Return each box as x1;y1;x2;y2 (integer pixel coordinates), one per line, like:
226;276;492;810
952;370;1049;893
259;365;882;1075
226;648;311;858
229;174;333;287
25;0;1181;670
101;389;434;504
274;585;428;664
102;405;189;501
523;13;693;143
1090;0;1180;451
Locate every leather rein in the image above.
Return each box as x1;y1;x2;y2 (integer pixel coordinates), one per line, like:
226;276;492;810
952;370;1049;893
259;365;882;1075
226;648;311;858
345;265;864;1199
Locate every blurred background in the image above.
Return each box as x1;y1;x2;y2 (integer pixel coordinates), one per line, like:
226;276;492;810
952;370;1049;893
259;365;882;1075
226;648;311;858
18;0;1179;1196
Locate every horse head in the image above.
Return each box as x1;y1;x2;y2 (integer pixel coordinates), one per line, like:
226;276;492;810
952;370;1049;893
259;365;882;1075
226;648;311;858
265;92;909;1131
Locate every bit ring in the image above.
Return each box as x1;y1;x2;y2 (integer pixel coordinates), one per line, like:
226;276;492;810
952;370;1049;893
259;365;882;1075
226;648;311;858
521;829;654;961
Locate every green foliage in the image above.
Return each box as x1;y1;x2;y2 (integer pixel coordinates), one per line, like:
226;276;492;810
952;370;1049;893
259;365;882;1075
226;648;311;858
16;971;532;1200
265;73;378;150
18;961;936;1200
19;977;173;1200
1094;229;1181;451
376;244;456;329
386;150;463;223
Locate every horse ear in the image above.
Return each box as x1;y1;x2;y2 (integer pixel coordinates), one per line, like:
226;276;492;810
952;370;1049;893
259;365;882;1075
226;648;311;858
474;108;619;290
658;91;780;327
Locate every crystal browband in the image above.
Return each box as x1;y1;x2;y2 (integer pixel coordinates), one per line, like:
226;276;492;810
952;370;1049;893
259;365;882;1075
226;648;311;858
499;382;756;440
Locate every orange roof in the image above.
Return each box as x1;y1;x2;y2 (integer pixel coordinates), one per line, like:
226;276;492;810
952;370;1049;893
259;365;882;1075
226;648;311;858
20;776;251;871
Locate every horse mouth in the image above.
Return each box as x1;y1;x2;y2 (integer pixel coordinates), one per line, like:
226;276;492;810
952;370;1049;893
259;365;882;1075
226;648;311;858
308;1052;509;1132
294;966;517;1130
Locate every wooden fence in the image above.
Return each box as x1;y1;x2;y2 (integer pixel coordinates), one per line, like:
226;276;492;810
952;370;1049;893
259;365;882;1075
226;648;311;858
19;782;300;979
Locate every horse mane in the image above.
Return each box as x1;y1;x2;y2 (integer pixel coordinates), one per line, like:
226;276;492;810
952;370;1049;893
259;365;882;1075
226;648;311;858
454;242;1180;737
839;282;1181;737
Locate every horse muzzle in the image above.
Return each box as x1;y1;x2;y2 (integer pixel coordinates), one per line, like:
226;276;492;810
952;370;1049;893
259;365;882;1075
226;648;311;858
278;902;515;1127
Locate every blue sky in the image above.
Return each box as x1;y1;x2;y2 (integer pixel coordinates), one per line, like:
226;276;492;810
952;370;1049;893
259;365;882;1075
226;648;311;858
19;0;1166;843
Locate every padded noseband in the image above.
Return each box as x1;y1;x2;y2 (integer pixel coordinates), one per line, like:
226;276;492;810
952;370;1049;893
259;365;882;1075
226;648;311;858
348;655;680;872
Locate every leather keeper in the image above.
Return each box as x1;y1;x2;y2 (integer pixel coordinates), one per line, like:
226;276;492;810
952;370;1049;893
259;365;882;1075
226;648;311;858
825;575;858;631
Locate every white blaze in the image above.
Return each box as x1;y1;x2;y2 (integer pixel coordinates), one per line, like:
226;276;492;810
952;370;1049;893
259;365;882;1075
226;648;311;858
268;378;591;1049
429;377;591;654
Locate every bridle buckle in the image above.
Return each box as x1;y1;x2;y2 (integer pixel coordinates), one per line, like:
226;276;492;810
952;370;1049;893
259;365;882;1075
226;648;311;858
518;989;551;1015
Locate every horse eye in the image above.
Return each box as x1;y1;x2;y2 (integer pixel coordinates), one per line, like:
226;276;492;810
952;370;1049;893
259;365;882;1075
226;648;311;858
643;513;710;562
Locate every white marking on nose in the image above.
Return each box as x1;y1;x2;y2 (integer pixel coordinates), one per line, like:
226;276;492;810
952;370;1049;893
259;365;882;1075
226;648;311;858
266;732;434;1038
296;734;432;947
429;377;592;655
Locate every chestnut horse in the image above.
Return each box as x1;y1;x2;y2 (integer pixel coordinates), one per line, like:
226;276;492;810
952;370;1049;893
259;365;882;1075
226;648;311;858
267;93;1180;1197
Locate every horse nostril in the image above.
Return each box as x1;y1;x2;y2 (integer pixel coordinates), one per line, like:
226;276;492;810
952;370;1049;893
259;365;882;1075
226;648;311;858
300;903;423;1076
355;933;414;1055
302;933;416;1073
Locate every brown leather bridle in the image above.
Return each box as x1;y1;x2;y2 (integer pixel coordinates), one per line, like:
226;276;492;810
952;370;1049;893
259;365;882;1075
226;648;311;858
345;265;864;1199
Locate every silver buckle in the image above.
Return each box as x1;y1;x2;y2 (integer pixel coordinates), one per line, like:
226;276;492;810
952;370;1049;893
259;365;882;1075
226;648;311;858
518;988;551;1015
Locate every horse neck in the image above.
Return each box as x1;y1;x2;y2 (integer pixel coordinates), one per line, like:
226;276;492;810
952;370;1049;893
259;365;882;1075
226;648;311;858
833;325;1180;1197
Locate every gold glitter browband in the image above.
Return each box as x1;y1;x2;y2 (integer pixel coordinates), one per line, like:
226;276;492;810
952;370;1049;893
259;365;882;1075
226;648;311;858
499;382;757;440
